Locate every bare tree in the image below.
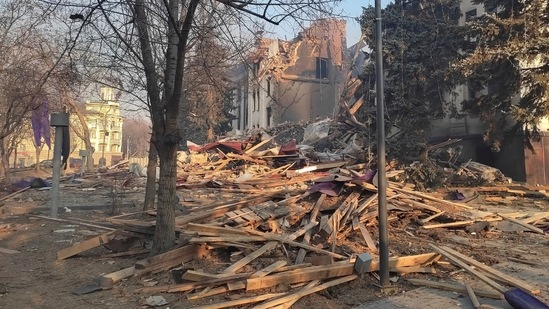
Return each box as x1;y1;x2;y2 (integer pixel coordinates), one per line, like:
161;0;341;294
54;0;339;253
122;117;151;158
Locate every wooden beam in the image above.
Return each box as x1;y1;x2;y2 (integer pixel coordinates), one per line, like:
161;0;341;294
189;236;267;243
181;270;236;282
465;283;482;309
429;244;506;294
134;244;210;277
140;273;251;293
96;266;135;289
223;222;317;274
269;280;321;309
440;246;540;295
57;231;116;260
0;247;20;254
251;275;358;309
245;137;273;154
191;293;285;309
358;223;377;252
0;186;30;202
251;260;288;278
246;263;355;291
498;214;546;234
354;194;378;215
407;279;503;299
391;187;473;209
186;223;251;236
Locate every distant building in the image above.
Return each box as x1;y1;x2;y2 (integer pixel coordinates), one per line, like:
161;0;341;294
228;19;348;130
81;86;124;166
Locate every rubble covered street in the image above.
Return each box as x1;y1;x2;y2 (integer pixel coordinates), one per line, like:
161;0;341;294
0;123;548;309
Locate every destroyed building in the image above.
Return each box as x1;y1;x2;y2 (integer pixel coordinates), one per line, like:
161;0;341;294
228;19;348;130
429;0;549;185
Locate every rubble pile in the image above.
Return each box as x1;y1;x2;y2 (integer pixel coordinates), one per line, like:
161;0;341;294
33;140;547;308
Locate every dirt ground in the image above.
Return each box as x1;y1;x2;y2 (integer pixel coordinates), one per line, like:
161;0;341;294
1;175;548;309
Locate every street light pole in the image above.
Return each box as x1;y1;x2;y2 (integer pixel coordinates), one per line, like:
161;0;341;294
375;0;390;288
50;112;69;218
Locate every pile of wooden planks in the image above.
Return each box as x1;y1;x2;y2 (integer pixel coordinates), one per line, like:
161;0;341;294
51;153;548;307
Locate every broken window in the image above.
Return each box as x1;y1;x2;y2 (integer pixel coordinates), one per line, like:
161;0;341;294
485;3;497;14
465;9;477;22
267;107;272;127
252;90;256;111
267;79;271;96
316;57;328;79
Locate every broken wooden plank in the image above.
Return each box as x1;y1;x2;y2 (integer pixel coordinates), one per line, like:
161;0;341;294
246;263;355;291
251;275;358;309
429;244;506;294
507;257;539;266
391;187;473;209
419;212;446;225
354;194;378;215
134;244;210;277
223;222;317;274
186;286;229;300
0;247;20;254
392;266;436;274
422;217;502;229
57;230;117;260
0;186;30;202
440;246;540;295
358;223;377;252
181;270;236;282
96;266;135;289
465;283;482;309
245;137;273;154
247;253;440;291
400;198;443;214
140;273;251;293
498;214;546;234
251;260;288;279
192;293;285;309
174;195;275;226
294;222;312;264
406;279;503;299
185;223;250;236
522;212;549;225
270;280;321;309
33;215;116;231
189;236;267;243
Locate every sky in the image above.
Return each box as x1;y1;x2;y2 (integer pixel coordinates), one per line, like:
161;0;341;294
266;0;392;46
338;0;392;44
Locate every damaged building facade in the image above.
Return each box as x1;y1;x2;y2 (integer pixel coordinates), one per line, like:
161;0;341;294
430;0;549;184
229;19;348;130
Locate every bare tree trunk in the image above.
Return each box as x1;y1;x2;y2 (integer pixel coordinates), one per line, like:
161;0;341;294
152;142;178;252
143;138;157;211
207;124;214;143
65;94;94;171
35;146;41;172
0;140;11;183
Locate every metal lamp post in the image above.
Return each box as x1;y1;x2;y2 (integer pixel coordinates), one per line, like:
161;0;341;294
375;0;390;289
50;112;69;217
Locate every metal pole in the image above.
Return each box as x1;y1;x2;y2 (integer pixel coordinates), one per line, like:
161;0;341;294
375;0;390;288
50;126;64;217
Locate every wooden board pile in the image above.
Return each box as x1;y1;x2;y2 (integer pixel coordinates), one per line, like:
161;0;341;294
52;156;548;308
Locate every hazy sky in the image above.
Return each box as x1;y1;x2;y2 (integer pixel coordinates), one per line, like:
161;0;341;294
338;0;392;44
265;1;391;45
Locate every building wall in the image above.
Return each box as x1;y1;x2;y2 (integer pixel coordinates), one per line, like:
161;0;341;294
427;1;534;182
230;19;347;130
85;87;124;165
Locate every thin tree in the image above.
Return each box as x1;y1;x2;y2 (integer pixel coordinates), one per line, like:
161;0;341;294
459;0;549;151
58;0;340;253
